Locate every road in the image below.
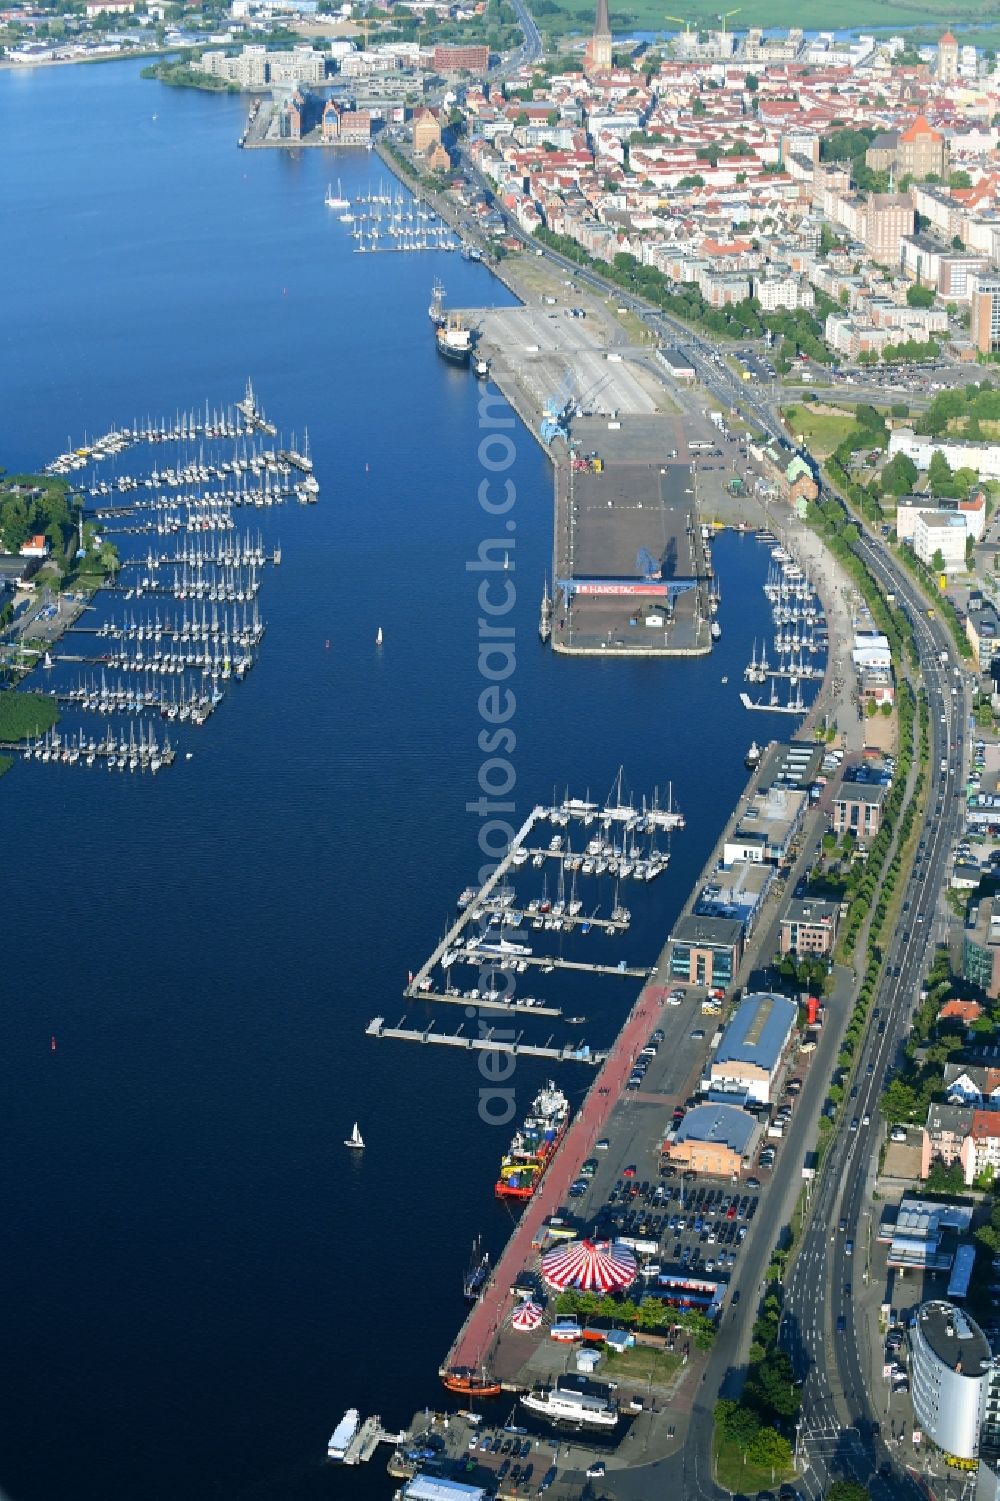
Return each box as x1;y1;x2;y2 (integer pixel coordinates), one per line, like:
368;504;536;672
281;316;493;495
781;543;968;1501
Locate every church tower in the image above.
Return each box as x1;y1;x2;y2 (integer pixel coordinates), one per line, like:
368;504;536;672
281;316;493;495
584;0;612;75
937;30;958;84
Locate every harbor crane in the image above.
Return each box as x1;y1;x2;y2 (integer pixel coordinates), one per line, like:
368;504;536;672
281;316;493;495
636;547;662;580
540;373;575;445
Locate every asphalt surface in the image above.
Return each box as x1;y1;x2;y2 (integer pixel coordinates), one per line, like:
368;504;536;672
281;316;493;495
779;542;970;1501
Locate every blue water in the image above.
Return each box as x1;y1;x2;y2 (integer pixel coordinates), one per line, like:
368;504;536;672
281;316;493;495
0;60;803;1501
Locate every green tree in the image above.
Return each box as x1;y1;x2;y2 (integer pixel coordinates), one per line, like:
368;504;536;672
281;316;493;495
746;1425;792;1469
826;1483;872;1501
925;1158;966;1194
928;448;955;497
881;452;918;495
906;283;936;309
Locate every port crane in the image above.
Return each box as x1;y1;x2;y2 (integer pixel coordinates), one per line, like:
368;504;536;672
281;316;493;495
540;374;574;445
636;547;662;580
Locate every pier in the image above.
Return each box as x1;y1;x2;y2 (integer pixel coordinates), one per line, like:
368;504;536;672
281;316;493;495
400;792;680;1013
365;1017;605;1067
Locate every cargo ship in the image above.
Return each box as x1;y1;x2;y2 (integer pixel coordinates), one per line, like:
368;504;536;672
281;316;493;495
495;1081;570;1200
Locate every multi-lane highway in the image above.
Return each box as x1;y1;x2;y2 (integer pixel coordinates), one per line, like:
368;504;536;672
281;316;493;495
782;542;969;1500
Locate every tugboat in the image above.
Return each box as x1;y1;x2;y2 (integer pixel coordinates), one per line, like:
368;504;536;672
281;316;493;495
474;353;490;380
463;1236;490;1301
744;740;761;771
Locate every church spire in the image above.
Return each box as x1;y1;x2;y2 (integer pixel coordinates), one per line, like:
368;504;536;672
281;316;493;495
585;0;612;73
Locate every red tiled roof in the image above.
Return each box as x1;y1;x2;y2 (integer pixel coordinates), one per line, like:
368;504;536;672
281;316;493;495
971;1109;1000;1140
939;999;984;1023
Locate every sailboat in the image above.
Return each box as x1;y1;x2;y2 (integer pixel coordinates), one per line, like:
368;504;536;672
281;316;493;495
376;626;383;647
345;1122;365;1149
325;179;350;210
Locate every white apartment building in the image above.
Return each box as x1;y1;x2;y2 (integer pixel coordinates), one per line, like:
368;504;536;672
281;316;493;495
913;510;969;572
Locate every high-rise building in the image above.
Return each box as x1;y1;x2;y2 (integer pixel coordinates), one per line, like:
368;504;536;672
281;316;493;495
938;29;959;83
971;272;1000;355
584;0;612;75
909;1301;991;1462
864;193;915;262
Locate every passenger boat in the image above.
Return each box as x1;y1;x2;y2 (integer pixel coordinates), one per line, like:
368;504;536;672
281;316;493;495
441;1367;502;1398
327;1408;360;1460
495;1081;570;1200
521;1382;618;1429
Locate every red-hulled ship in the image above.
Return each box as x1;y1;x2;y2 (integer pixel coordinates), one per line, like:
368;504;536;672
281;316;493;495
442;1367;502;1398
494;1081;570;1200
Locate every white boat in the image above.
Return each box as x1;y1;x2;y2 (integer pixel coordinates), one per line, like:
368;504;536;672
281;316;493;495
325;179;350;209
328;1407;360;1460
520;1383;619;1429
376;626;383;647
345;1122;364;1149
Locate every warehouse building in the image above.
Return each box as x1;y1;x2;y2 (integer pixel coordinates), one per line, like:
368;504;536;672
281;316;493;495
662;1103;759;1178
707;992;797;1104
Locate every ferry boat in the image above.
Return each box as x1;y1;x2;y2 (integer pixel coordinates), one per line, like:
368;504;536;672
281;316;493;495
328;1408;360;1460
520;1380;619;1430
495;1081;570;1200
442;1367;502;1398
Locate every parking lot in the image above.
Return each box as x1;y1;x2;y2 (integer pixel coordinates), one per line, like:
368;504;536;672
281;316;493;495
532;1012;802;1295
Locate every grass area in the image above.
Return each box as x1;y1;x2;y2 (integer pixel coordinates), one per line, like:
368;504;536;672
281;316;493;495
602;1343;682;1385
0;754;12;779
592;0;993;31
542;0;997;39
783;405;857;457
713;1431;795;1493
0;690;58;742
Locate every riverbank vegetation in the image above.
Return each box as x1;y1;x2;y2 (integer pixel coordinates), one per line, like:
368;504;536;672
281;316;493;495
0;472;75;558
0;690;58;742
140;58;238;91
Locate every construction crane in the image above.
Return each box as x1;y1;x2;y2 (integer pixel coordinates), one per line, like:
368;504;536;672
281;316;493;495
718;6;741;34
664;14;692;32
540;374;574;445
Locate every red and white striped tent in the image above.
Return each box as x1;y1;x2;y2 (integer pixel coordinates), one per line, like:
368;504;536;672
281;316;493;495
511;1300;544;1331
540;1238;637;1293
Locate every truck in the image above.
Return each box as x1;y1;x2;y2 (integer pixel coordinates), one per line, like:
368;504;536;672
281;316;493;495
710;1028;723;1051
